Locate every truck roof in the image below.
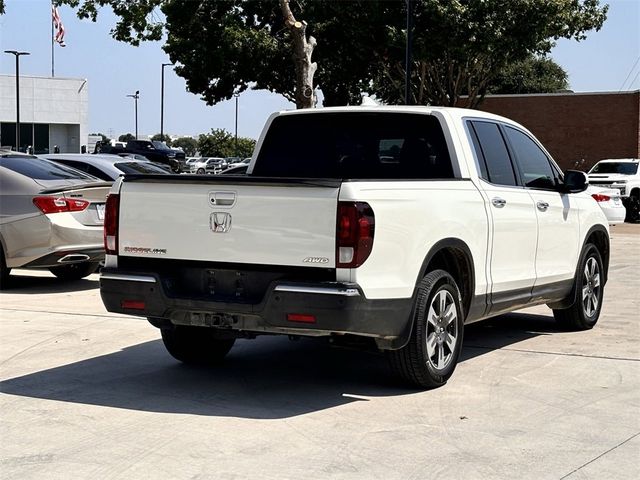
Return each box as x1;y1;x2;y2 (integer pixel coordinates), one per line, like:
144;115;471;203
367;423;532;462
275;105;523;127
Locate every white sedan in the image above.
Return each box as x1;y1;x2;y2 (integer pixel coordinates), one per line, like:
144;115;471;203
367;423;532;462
588;186;626;225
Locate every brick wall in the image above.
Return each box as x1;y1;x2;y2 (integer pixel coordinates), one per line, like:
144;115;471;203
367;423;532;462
468;91;640;171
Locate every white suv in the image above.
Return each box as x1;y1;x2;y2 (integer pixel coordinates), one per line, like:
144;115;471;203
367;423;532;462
588;158;640;222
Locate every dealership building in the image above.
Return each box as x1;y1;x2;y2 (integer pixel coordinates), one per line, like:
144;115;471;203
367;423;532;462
0;74;88;154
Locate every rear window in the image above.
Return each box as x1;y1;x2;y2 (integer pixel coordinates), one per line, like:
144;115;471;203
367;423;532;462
589;162;638;175
253;113;454;179
114;162;171;174
0;156;97;181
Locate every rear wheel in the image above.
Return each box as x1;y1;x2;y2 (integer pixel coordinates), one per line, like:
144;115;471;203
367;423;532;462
625;193;640;223
161;325;235;365
387;270;464;389
197;168;205;174
553;243;603;330
49;261;99;280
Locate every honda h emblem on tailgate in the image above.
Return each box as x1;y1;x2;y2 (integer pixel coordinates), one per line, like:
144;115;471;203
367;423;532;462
210;212;232;233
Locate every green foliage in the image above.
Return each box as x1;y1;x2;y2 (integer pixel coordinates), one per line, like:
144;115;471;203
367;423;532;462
54;0;608;108
118;133;136;142
489;56;569;94
197;129;255;158
91;132;111;143
151;133;172;146
172;137;197;157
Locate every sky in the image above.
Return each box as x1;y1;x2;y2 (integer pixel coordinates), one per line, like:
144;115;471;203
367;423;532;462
1;0;639;140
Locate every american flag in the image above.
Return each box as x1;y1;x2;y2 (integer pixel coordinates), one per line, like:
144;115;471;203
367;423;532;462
52;3;66;47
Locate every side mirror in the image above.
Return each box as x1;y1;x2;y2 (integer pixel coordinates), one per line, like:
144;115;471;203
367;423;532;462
560;169;589;194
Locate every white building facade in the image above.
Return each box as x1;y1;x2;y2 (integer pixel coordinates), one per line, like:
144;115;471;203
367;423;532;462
0;74;88;154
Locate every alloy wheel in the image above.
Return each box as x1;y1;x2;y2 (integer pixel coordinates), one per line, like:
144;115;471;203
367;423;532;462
425;289;459;370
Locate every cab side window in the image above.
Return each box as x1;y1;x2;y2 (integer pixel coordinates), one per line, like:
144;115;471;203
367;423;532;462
469;121;518;187
504;127;557;190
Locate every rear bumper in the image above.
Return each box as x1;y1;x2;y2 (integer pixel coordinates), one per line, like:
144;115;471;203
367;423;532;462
99;268;413;348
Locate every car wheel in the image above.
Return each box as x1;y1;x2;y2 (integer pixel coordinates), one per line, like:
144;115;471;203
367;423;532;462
171;164;181;174
0;244;11;290
625;193;640;223
197;168;205;174
161;325;235;365
387;269;465;389
48;261;100;281
553;243;604;330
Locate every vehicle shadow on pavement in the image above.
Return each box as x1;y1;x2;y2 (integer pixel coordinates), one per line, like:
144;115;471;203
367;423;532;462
0;312;563;419
0;272;98;294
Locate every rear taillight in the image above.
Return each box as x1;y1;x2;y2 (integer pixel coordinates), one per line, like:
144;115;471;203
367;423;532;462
33;196;89;214
104;194;120;255
336;202;375;268
591;193;610;202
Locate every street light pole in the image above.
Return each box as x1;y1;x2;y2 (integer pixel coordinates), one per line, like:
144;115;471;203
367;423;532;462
160;63;173;142
404;0;414;105
234;93;240;156
127;90;140;139
4;50;30;151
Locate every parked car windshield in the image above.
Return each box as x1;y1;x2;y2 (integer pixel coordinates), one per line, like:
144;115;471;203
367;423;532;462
0;156;98;181
253;113;454;179
151;141;173;152
589;162;638;175
114;161;172;174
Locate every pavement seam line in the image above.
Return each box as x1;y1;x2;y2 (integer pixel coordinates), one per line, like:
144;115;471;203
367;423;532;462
465;345;639;362
558;431;640;480
0;307;132;320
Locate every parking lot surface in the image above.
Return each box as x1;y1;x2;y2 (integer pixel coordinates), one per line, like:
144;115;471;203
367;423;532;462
1;224;639;480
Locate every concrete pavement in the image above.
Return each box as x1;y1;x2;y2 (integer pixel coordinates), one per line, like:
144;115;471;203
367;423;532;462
1;225;639;479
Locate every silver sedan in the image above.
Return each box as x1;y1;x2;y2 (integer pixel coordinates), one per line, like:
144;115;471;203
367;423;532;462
0;153;111;288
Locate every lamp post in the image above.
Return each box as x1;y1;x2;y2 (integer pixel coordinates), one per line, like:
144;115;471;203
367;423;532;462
126;90;140;139
404;0;414;105
234;93;240;156
4;50;30;151
160;63;173;142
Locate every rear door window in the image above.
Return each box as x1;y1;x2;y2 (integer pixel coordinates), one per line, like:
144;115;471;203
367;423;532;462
253;113;453;180
469;121;518;187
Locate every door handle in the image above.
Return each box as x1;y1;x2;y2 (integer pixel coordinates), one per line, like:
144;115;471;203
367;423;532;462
536;201;549;212
491;197;507;208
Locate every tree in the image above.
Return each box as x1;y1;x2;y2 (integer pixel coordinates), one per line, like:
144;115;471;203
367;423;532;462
151;133;172;146
489;55;569;94
52;1;607;109
118;133;135;142
197;129;255;158
90;132;111;144
172;137;197;157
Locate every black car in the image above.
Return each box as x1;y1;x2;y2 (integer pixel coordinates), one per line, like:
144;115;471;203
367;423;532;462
96;140;184;173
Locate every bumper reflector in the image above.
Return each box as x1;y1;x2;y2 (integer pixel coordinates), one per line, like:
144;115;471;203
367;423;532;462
121;300;146;310
287;313;316;324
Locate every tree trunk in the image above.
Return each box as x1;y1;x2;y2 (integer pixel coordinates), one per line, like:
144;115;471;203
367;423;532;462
280;0;317;109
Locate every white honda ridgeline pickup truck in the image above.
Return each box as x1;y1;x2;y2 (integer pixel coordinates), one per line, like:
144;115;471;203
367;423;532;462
100;106;610;389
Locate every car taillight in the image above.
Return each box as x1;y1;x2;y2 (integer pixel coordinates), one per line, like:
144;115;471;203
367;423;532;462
104;193;120;255
591;193;610;202
33;196;89;214
336;201;375;268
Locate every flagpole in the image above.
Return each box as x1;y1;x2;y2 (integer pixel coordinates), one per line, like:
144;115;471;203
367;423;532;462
51;1;55;77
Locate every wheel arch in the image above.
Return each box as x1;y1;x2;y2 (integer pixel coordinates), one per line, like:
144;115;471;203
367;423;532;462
380;238;475;351
548;224;609;310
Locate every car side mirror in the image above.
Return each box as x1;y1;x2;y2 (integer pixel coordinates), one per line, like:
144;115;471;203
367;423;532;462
560;169;589;194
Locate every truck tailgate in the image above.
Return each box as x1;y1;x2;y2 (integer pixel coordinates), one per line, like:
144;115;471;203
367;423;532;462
117;177;340;268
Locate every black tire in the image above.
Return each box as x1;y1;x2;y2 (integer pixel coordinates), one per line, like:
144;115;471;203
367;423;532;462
48;261;100;280
0;244;11;290
625;193;640;223
161;325;235;365
387;269;465;389
197;168;205;175
553;243;604;331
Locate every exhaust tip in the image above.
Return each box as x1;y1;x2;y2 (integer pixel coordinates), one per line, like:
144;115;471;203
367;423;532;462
58;254;91;264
